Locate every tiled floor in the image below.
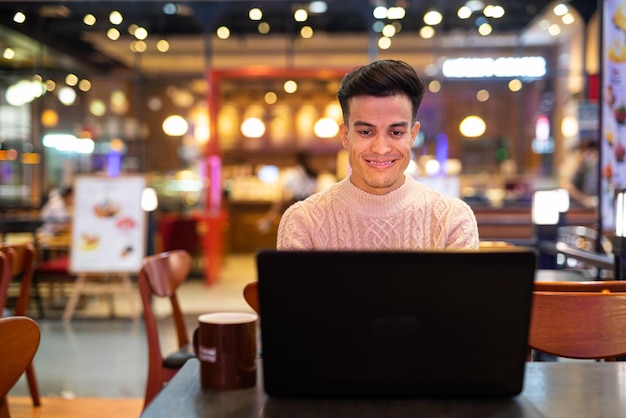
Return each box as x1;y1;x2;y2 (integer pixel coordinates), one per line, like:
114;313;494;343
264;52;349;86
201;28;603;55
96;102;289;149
9;252;258;399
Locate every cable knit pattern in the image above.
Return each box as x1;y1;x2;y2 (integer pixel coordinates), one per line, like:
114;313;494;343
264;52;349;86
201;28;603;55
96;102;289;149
277;175;479;250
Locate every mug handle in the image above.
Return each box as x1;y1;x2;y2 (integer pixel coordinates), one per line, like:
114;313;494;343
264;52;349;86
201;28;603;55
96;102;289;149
192;327;200;357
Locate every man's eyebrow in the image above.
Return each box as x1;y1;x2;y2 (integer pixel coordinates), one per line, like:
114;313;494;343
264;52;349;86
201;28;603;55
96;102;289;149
352;121;409;128
352;120;374;128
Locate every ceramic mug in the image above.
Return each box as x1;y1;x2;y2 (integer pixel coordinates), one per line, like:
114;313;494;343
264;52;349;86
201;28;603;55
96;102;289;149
193;312;258;390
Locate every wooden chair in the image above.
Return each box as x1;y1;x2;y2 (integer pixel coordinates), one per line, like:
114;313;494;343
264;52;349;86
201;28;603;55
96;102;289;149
0;250;12;316
243;281;259;314
138;250;195;410
0;243;41;407
528;291;626;361
0;316;41;418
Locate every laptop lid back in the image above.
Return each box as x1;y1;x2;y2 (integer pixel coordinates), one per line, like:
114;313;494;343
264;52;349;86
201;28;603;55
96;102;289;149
256;249;537;399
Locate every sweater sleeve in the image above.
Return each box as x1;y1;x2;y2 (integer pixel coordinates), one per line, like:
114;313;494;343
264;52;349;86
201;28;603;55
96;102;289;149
442;199;480;249
276;202;314;249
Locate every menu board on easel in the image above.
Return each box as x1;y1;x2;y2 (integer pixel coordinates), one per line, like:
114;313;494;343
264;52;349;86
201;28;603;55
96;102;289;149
70;175;146;273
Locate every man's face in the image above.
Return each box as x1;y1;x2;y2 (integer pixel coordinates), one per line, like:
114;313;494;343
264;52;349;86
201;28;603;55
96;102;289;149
339;94;420;195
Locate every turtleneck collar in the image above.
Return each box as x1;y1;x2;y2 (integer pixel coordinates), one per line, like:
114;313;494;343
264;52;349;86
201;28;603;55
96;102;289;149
333;174;423;216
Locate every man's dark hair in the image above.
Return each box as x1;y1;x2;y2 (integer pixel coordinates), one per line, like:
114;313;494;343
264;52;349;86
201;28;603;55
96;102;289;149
337;59;426;123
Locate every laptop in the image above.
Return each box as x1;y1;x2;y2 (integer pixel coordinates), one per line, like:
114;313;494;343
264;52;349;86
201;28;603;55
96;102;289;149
256;248;537;399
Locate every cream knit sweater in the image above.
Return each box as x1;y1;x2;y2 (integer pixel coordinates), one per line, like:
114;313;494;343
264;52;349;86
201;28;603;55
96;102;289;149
277;175;479;250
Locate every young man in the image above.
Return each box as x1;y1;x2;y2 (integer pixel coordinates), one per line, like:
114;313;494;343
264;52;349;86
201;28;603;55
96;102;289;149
277;59;479;250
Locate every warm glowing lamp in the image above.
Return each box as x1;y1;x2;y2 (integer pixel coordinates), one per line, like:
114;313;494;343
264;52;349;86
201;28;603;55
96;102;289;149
162;115;189;136
241;117;265;138
41;109;59;127
459;115;486;138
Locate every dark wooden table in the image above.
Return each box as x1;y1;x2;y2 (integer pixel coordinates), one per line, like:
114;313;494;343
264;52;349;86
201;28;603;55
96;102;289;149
0;217;43;243
141;359;626;418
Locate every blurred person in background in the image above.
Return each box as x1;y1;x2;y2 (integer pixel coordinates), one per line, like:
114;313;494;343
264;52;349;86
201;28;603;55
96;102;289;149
257;151;319;233
39;186;74;236
560;139;599;208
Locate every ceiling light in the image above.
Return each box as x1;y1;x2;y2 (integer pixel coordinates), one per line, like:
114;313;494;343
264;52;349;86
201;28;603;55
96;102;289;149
378;36;391;49
283;80;297;93
484;5;504;19
300;26;314;38
78;79;92;92
478;23;492;36
508;79;522;92
562;13;575;25
157;39;170;52
548;24;561;36
13;11;26;24
134;27;148;40
314;117;339;138
423;10;442;26
83;14;96;26
553;3;569;16
387;7;405;20
258;22;270;34
58;86;77;106
428;80;441;93
249;8;263;20
130;41;147;53
294;9;308;22
241;117;265;138
373;6;387;19
459;115;486;138
65;73;78;86
3;48;15;60
109;11;123;25
419;26;435;39
382;24;396;37
107;28;121;40
163;115;189;136
476;89;489;102
216;26;230;39
264;92;277;104
457;6;472;19
89;100;107;116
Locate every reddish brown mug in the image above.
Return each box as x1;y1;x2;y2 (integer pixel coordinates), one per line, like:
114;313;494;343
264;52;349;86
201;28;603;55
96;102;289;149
193;312;258;390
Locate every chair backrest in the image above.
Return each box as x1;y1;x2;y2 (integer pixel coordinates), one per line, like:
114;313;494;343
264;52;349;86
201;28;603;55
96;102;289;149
0;242;37;315
0;249;14;314
529;291;626;360
138;250;192;362
243;282;259;313
0;316;41;417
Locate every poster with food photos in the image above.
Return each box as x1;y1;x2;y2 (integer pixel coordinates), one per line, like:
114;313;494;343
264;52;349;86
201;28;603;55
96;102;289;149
602;0;626;232
70;175;146;273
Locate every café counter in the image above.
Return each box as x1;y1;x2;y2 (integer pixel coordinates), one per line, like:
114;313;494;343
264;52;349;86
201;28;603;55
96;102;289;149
224;200;597;253
141;359;626;418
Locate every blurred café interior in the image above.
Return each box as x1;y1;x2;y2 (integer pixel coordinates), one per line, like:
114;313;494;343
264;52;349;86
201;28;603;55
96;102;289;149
3;0;626;415
0;0;607;276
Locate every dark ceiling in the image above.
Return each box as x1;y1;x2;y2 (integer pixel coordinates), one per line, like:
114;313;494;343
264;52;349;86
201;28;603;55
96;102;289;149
0;0;599;75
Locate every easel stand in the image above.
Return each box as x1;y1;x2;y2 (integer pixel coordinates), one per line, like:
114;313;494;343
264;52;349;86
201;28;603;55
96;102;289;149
62;272;138;321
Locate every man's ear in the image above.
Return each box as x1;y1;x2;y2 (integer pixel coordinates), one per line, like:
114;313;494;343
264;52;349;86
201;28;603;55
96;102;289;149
410;121;421;146
340;123;349;150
